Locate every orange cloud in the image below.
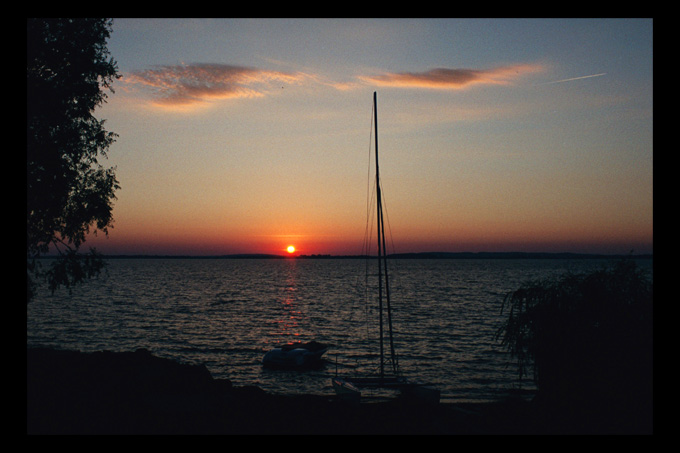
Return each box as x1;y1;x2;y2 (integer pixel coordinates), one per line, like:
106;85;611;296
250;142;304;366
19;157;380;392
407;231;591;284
122;62;546;111
360;64;545;90
124;63;310;109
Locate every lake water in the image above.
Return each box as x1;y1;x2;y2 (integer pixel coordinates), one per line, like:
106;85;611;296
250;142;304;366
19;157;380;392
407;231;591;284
26;257;652;403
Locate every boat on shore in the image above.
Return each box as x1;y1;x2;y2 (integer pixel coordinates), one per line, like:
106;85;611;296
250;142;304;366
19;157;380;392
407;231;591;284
332;372;440;404
262;341;329;369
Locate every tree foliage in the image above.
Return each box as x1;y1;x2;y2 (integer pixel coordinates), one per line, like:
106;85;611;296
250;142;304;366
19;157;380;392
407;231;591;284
496;259;653;430
27;18;121;302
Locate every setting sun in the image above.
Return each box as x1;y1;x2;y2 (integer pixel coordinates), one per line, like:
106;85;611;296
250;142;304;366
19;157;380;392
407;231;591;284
287;245;295;254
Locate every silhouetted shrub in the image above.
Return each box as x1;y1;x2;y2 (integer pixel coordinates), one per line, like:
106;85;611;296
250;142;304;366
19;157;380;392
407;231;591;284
497;259;652;431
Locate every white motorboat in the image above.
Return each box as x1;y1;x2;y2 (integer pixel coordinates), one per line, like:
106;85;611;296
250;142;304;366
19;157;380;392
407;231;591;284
262;340;328;369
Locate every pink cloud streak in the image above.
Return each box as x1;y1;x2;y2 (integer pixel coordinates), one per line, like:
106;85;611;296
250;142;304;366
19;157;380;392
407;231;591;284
122;62;546;111
124;63;310;109
360;64;545;89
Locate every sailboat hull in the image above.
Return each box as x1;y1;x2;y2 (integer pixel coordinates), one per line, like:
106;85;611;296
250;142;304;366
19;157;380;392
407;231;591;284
331;377;361;403
339;375;407;389
332;375;440;404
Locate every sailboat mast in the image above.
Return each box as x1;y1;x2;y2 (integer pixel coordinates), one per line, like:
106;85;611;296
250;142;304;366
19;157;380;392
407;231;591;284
373;91;385;379
373;91;398;378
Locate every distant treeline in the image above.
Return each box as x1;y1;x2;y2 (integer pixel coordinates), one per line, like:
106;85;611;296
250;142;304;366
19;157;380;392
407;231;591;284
385;252;653;260
89;252;652;260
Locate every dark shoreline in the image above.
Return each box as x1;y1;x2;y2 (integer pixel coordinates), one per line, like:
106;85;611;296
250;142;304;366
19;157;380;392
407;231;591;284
27;348;652;435
35;252;653;260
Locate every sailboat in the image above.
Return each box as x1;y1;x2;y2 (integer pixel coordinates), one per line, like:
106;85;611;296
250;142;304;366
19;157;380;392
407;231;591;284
331;92;440;404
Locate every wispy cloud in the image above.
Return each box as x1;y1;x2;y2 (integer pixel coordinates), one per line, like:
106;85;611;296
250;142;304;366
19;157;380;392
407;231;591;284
124;63;311;110
122;62;546;111
359;64;545;90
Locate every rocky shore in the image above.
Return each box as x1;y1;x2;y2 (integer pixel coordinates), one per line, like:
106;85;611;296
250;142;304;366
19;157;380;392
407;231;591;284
27;348;651;435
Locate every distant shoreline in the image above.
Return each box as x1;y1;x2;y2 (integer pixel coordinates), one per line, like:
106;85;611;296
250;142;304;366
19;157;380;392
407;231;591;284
36;251;652;260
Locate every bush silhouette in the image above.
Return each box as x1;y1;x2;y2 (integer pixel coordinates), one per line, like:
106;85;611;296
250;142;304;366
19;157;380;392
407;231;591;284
497;259;653;432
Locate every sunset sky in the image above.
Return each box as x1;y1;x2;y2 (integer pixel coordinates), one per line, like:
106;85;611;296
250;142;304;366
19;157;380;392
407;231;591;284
85;18;653;256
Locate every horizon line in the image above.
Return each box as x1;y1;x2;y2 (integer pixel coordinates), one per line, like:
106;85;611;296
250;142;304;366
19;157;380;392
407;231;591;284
38;251;652;259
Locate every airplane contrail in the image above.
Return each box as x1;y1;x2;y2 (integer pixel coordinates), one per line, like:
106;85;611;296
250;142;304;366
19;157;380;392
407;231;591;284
543;73;607;85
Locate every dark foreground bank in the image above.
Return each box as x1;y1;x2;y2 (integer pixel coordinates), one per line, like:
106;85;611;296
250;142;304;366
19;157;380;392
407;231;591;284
27;348;651;435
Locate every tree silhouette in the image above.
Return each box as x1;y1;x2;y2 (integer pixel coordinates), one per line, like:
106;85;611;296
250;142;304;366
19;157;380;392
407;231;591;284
27;18;121;302
496;259;653;432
